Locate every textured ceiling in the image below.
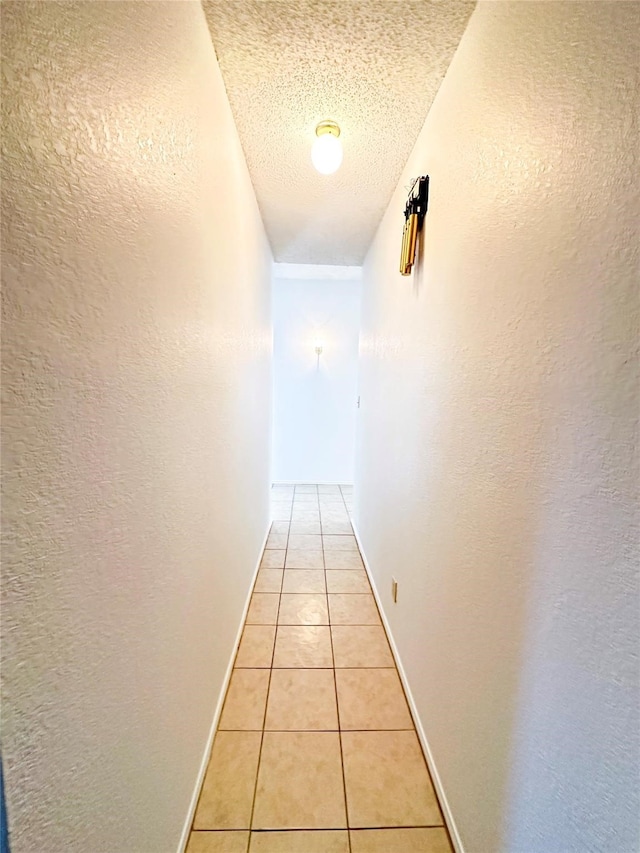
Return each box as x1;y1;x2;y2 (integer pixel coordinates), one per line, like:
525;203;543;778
202;1;475;265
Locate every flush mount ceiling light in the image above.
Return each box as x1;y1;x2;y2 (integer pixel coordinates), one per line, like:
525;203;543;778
311;121;342;175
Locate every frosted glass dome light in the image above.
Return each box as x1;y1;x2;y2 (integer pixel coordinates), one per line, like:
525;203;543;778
311;121;342;175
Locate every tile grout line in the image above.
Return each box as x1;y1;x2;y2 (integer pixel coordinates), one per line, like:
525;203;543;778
193;822;446;832
245;486;293;847
349;504;453;845
238;665;396;671
188;486;353;851
221;727;414;733
260;485;441;847
324;512;353;853
187;494;279;852
338;483;355;853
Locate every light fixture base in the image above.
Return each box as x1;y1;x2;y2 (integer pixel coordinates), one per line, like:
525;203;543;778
315;120;340;139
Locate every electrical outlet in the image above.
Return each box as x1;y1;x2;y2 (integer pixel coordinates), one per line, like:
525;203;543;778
391;577;398;603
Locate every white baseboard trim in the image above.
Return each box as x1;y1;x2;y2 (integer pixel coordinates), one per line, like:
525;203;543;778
176;523;270;853
351;521;464;853
272;480;354;487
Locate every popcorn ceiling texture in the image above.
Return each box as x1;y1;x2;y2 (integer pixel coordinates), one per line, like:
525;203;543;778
354;2;639;851
203;0;475;265
1;2;272;851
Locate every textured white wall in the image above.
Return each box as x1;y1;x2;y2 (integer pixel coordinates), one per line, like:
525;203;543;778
1;3;272;852
354;3;639;852
272;264;361;484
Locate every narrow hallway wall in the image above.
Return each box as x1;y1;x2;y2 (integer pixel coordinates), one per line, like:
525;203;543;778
1;3;272;852
354;3;639;852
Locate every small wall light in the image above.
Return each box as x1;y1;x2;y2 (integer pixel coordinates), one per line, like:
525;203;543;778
311;121;342;175
314;343;324;357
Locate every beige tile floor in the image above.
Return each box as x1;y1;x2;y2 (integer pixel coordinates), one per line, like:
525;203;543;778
187;485;452;853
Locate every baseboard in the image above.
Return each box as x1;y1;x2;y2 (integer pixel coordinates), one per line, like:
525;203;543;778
272;480;354;486
176;523;270;853
351;521;465;853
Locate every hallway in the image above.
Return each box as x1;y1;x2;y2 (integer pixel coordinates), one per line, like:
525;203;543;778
186;485;450;853
2;1;638;851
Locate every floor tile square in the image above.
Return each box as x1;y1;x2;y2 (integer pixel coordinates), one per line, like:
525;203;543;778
293;495;319;504
350;828;451;853
278;594;329;625
266;533;288;550
321;515;350;528
193;731;261;829
261;550;286;569
265;669;338;730
235;626;276;668
318;485;341;494
335;669;413;730
295;485;318;493
291;510;321;522
254;570;283;593
331;626;394;668
324;551;364;571
186;830;249;853
342;731;442;827
253;732;346;829
282;569;326;594
271;499;292;508
323;535;358;551
328;594;380;625
273;626;333;668
246;593;280;625
219;669;270;730
270;521;290;535
285;550;323;569
271;508;292;521
249;829;349;852
320;509;350;521
321;522;353;535
326;572;370;594
288;534;322;550
289;520;322;535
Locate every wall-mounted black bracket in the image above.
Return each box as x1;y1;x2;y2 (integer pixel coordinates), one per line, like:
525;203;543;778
399;175;429;275
406;175;429;228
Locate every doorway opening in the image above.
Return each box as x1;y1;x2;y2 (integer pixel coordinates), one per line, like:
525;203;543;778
271;263;362;487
